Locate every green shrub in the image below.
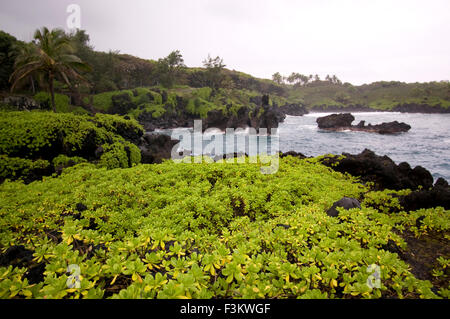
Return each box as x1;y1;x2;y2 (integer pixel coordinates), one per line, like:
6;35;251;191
0;111;143;180
34;92;70;112
98;142;129;169
98;141;140;169
52;155;87;167
0;155;50;180
0;157;446;298
92;113;143;141
99;142;132;169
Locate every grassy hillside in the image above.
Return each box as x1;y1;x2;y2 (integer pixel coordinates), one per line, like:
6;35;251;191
287;81;450;110
0;156;448;299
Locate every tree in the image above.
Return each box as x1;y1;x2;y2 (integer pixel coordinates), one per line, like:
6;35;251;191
286;72;297;84
331;75;342;85
10;27;91;111
287;72;309;87
334;91;351;104
0;31;22;90
272;72;283;85
155;50;185;88
202;54;226;91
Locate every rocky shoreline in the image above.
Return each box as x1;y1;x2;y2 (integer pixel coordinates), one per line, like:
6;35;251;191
139;94;307;134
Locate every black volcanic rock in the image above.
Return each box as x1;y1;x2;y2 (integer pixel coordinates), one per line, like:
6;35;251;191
327;197;361;217
320;149;434;191
399;177;450;211
316;113;355;129
2;96;41;111
279;151;307;159
355;121;411;134
316;113;411;134
139;133;179;164
203;104;285;134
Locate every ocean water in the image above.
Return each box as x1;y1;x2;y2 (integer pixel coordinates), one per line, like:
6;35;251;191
157;112;450;181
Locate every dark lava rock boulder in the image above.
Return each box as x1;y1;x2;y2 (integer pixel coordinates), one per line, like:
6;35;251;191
2;95;41;111
204;104;285;134
321;149;434;191
254;105;286;133
316;113;355;129
351;121;411;134
435;177;449;188
279;151;307;159
139;133;179;164
371;121;411;134
0;245;34;267
327;197;361;217
399;177;450;211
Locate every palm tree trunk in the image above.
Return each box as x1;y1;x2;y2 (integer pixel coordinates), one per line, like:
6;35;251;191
49;73;56;112
30;77;35;94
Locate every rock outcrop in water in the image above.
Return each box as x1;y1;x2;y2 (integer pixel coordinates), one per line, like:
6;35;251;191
320;149;434;191
316;113;411;134
203;103;285;133
316;113;355;129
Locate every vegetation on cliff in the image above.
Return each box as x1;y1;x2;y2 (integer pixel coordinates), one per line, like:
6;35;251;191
0;156;448;299
2;28;449;121
0;111;143;182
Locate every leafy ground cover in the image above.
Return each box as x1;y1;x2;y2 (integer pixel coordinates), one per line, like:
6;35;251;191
0;111;143;182
0;156;448;299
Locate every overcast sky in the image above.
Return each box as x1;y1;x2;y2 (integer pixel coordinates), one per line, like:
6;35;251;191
1;0;449;85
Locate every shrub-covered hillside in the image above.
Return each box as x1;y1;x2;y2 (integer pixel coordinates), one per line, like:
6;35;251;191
0;157;448;299
2;28;449;119
0;111;143;182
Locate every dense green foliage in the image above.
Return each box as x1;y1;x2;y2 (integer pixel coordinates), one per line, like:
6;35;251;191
32;91;88;114
88;86;283;120
0;111;143;181
9;27;91;112
0;31;22;90
0;157;448;299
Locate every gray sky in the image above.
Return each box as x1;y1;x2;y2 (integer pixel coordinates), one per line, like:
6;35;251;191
1;0;449;85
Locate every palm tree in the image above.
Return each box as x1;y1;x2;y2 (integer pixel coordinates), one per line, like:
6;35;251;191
10;27;90;112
